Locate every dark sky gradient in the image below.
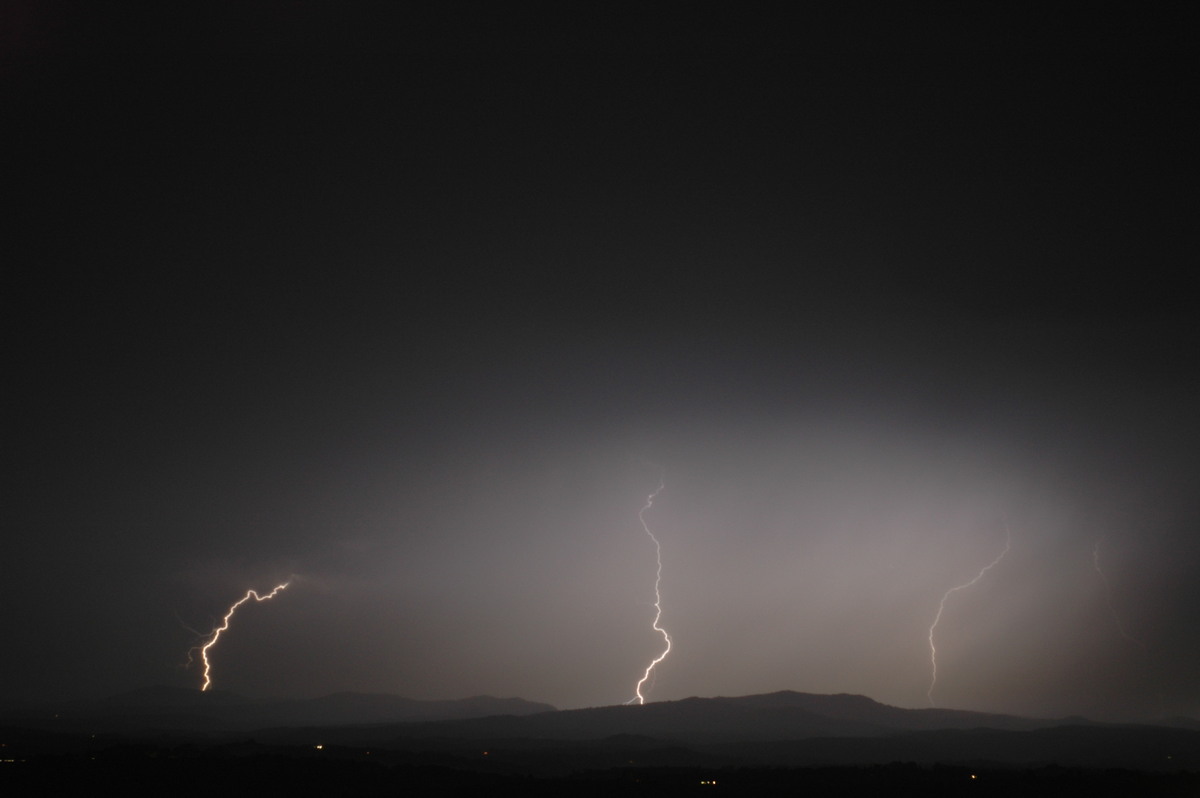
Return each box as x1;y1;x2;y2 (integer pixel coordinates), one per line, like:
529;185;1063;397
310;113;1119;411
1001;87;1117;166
4;5;1197;721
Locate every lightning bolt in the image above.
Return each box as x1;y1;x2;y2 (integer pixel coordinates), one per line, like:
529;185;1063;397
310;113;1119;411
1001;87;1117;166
192;582;290;691
1093;540;1147;651
627;480;671;706
927;525;1011;707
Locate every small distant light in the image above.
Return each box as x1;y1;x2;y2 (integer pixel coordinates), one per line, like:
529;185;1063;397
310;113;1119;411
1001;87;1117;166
314;744;324;750
970;774;977;780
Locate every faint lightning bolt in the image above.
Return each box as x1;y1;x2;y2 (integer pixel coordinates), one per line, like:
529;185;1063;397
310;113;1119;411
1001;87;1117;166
1093;540;1147;651
627;480;671;705
192;582;290;691
176;612;208;639
927;525;1011;707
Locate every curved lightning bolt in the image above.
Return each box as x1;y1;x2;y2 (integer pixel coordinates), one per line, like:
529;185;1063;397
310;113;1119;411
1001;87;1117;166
194;582;290;691
927;526;1010;706
1093;540;1147;651
628;481;671;705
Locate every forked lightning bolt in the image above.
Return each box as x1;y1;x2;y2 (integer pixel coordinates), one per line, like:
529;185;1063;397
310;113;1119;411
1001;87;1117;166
627;481;671;705
1093;540;1147;651
193;582;290;691
927;526;1011;706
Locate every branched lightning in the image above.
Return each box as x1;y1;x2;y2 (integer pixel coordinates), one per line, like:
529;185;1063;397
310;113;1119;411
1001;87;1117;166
627;480;671;706
927;525;1011;707
192;582;290;691
1093;540;1147;651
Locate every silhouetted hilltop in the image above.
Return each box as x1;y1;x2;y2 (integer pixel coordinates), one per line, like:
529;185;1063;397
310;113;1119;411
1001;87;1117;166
306;691;1054;745
9;681;1200;772
98;685;252;708
250;692;1200;773
5;689;1199;777
273;692;556;726
708;690;1049;731
2;687;554;734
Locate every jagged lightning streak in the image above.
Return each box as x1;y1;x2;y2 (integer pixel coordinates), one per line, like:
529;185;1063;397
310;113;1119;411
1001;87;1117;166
1093;540;1147;651
926;526;1011;706
627;480;671;705
193;582;290;691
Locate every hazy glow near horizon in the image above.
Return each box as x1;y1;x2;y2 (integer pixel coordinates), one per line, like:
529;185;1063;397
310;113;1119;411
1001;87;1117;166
141;421;1193;723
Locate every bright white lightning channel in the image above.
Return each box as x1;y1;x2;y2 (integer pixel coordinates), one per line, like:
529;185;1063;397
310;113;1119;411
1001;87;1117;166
627;481;671;706
926;526;1011;707
1093;540;1147;651
193;582;290;692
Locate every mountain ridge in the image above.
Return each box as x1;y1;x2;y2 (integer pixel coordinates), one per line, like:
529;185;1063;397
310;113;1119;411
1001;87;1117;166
6;688;1200;773
8;686;1196;741
333;689;1056;745
4;686;556;733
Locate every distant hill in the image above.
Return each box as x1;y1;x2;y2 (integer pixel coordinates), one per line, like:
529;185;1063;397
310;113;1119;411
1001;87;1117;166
270;690;1056;746
5;689;1199;774
2;686;555;734
251;691;1200;773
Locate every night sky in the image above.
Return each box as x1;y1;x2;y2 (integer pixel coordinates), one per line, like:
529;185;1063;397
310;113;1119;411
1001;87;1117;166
4;5;1197;722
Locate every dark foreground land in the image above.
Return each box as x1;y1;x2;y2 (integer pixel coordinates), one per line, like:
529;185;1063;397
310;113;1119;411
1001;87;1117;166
4;734;1199;797
5;758;1200;797
5;692;1199;795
